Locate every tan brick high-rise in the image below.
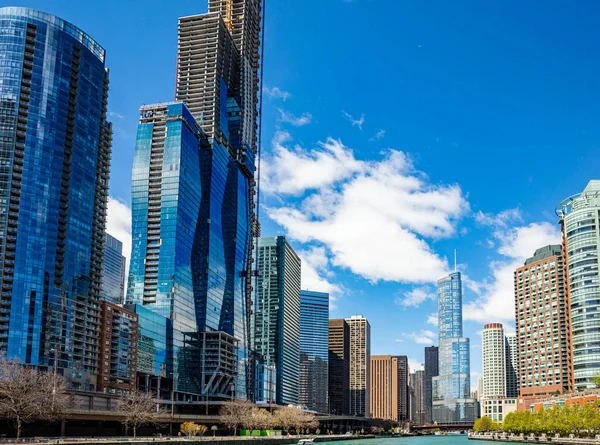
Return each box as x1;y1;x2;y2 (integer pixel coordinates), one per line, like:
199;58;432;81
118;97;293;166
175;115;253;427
514;245;573;410
370;355;409;421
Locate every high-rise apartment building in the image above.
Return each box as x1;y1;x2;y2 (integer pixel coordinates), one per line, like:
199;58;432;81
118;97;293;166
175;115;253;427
505;333;518;398
0;8;111;388
481;323;518;421
482;323;507;398
413;369;426;425
125;0;264;401
424;346;439;423
347;315;371;417
514;245;573;406
556;183;600;391
328;319;350;415
370;355;409;421
98;302;138;394
102;233;126;304
127;102;244;397
253;236;301;405
432;272;477;423
299;290;329;413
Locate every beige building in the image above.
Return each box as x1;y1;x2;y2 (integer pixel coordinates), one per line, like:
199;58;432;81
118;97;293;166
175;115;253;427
369;355;409;421
347;315;371;417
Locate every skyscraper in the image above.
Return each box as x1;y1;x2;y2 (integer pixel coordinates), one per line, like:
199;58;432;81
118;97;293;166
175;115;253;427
328;319;350;415
481;323;518;422
299;290;329;413
424;346;439;423
432;272;476;423
514;245;573;407
370;355;409;421
505;333;518;398
413;369;426;425
347;315;371;417
253;236;301;405
128;102;244;396
102;233;126;304
482;323;506;399
0;8;111;388
557;182;600;390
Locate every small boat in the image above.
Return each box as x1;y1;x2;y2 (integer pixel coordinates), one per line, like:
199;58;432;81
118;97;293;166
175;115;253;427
447;431;461;435
298;439;314;445
435;431;443;436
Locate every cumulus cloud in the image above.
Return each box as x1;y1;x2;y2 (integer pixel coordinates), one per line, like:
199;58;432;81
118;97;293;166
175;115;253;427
106;196;132;282
427;313;438;326
263;85;290;101
341;110;365;130
409;358;424;371
396;287;436;308
463;218;561;324
277;109;312;126
405;330;437;345
263;134;468;284
298;246;342;308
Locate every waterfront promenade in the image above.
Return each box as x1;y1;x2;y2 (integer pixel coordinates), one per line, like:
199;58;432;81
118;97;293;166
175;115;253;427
469;431;600;445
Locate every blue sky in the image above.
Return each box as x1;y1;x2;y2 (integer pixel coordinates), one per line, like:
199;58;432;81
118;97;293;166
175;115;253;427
12;0;600;381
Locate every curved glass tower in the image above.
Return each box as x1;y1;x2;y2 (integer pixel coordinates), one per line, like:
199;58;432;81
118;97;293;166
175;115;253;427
0;8;111;387
557;180;600;390
432;271;476;423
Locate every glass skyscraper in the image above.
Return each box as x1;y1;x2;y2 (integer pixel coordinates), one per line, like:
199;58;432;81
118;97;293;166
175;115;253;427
102;233;125;304
127;0;262;400
299;290;329;413
0;8;111;388
252;236;301;405
557;180;600;390
432;272;476;423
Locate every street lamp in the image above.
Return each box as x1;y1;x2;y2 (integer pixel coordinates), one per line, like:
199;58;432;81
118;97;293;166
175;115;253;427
211;425;217;438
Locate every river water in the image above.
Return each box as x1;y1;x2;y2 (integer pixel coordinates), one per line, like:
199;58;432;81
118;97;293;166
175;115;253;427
321;434;509;445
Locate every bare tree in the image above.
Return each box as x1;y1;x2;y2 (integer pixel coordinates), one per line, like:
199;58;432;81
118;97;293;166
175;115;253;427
242;407;273;432
219;400;253;436
274;407;300;435
0;355;69;438
116;389;164;437
294;409;318;435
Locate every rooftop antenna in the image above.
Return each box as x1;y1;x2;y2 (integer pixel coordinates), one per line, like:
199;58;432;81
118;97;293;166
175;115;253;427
454;249;457;272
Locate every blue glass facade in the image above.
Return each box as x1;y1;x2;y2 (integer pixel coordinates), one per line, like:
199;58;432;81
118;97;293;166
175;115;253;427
127;102;250;398
102;233;125;304
432;272;476;423
253;236;301;405
0;8;111;386
299;290;329;413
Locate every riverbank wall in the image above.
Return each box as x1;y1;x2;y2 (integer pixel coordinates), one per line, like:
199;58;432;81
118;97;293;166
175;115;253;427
0;435;377;445
469;432;600;445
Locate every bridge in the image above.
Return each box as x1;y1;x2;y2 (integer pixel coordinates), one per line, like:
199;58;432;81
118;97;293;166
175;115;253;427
411;423;474;432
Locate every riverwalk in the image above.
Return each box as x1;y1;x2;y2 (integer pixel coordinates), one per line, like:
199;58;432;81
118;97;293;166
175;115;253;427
0;435;376;445
469;432;600;445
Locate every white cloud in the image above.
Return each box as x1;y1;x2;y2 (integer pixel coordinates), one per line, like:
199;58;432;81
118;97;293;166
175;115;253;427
463;219;561;324
108;111;124;120
427;313;438;326
106;196;132;283
341;110;365;130
369;129;386;142
298;246;342;308
475;208;522;228
264;134;469;284
405;330;437;345
396;287;435;308
263;85;290;101
262;132;363;195
409;358;424;372
277;109;312;126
